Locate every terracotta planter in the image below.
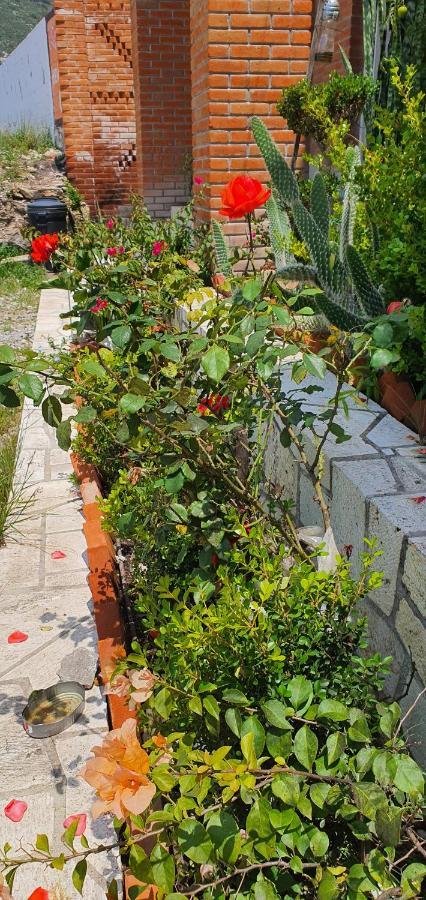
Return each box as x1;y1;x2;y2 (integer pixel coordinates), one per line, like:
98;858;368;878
407;399;426;440
379;372;416;424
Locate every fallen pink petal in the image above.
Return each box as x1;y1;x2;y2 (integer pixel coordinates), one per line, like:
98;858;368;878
63;813;87;836
51;550;66;559
4;799;28;822
7;631;28;644
411;496;426;504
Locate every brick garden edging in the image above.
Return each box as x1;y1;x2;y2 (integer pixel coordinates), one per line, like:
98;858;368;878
70;452;157;899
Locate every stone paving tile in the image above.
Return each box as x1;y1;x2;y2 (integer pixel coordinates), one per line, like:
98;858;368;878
0;289;119;895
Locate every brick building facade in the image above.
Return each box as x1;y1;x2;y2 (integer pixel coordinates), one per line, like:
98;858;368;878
51;0;363;227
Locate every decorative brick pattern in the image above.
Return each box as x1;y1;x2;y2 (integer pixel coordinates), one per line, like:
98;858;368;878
54;0;138;215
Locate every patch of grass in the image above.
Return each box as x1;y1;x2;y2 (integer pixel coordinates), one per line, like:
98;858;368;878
0;126;54;184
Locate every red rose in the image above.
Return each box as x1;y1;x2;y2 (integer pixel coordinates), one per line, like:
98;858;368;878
386;301;403;314
219;175;271;219
31;233;59;264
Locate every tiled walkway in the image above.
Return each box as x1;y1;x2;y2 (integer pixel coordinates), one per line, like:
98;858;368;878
0;290;119;897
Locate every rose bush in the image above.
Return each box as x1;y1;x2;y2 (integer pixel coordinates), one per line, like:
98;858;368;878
0;123;425;898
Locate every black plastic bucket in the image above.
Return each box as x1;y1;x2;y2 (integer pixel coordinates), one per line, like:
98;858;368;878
27;198;68;235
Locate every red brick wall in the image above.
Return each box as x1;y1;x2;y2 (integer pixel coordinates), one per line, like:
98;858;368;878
54;0;138;216
130;0;193;217
189;0;313;244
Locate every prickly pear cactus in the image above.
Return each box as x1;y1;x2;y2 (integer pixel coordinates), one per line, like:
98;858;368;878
265;193;293;271
251;116;299;206
211;220;232;276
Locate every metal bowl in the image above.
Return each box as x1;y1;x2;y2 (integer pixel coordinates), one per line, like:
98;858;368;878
22;681;85;739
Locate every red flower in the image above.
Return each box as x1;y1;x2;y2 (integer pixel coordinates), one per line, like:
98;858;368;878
31;233;59;264
27;890;50;900
107;247;117;257
91;298;108;314
7;631;28;644
106;219;115;229
148;629;160;639
211;553;219;567
219;175;271;219
194;176;204;185
152;240;166;257
197;394;230;416
386;301;403;314
118;245;125;254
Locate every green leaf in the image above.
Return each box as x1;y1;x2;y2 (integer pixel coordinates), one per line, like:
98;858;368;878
317;699;349;722
310;783;332;810
222;689;249;705
75;404;97;424
56;418;72;451
242;276;262;302
372;322;393;348
352;782;387;819
262;699;292;729
272;774;300;807
0;385;20;407
0;346;16;364
401;863;426;898
111;324;132;349
266;729;293;761
318;871;340;899
207;811;241;864
18;373;44;404
288;676;313;710
80;356;105;378
225;707;242;737
41;395;62;427
241;731;258;768
62;817;79;849
309;828;329;858
326;731;346;765
375;805;402;847
240;716;266;756
164;469;185;494
50;853;65;871
372;750;397;787
160;341;181;363
302;353;327;380
177;819;214;864
203;695;220;721
246;798;274;839
72;859;87;896
348;715;371;743
106;879;119;900
253;879;280;899
274;306;292;327
119;393;145;414
154;687;173;720
151;766;177;791
188;695;203;716
394;755;424;796
150;844;175;894
293;725;318;771
370;348;399;369
201;345;230;383
36;833;50;853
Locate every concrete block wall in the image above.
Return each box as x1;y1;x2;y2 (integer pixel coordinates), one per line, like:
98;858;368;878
264;367;426;764
0;19;55;134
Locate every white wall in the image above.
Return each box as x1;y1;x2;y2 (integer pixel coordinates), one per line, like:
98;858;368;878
0;18;54;133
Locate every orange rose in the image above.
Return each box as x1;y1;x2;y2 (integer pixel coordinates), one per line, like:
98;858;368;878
219;175;271;219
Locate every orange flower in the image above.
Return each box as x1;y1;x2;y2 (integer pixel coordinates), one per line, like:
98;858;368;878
219;175;271;220
128;668;156;708
81;718;156;820
152;734;167;748
0;875;11;899
105;673;131;700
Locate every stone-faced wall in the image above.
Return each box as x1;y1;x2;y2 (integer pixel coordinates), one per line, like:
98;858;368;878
265;368;426;765
54;0;138;216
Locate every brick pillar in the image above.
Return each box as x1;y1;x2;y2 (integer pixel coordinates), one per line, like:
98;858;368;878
189;0;313;243
312;0;363;83
131;0;193;218
54;0;139;216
